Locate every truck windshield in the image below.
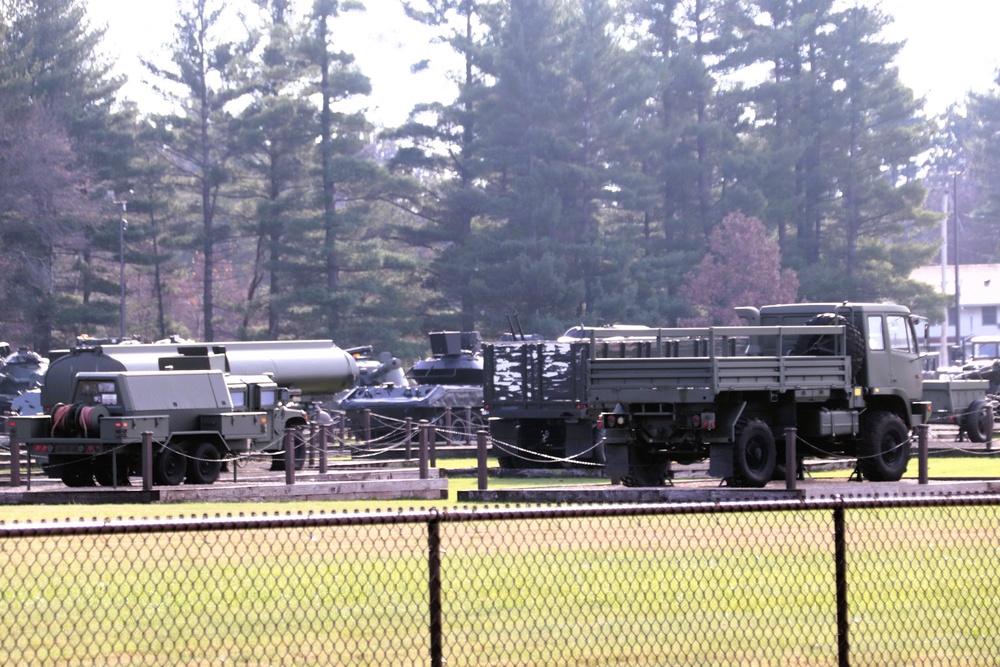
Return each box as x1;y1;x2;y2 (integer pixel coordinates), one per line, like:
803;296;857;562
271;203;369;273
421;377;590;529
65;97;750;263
973;341;1000;359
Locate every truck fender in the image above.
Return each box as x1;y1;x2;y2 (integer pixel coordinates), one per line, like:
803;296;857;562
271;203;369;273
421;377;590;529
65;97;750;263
706;402;747;478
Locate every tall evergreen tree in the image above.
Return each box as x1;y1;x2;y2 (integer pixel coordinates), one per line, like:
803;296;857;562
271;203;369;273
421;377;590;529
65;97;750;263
230;0;316;338
0;0;134;349
146;0;258;340
390;0;495;331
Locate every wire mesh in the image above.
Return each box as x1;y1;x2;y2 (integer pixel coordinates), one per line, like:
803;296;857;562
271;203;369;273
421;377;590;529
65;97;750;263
1;497;998;666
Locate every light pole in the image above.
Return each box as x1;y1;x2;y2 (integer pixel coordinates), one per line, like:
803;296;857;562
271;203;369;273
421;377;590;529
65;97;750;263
110;192;129;341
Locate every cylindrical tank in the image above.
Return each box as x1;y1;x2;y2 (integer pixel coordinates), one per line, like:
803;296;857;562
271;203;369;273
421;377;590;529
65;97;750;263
41;340;359;409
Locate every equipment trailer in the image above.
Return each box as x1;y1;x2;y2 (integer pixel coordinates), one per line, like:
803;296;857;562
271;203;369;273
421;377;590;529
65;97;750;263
9;369;307;487
591;303;937;487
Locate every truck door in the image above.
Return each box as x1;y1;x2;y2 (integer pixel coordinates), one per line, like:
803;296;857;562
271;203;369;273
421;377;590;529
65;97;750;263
885;314;922;400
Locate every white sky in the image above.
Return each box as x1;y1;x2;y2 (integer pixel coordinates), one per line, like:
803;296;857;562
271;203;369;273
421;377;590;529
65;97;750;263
86;0;1000;126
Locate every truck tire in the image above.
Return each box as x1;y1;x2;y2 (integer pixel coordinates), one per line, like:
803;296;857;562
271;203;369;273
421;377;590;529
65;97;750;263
94;456;131;487
186;442;222;485
154;446;187;486
795;314;865;380
857;411;910;481
55;457;95;487
731;418;777;488
963;400;993;443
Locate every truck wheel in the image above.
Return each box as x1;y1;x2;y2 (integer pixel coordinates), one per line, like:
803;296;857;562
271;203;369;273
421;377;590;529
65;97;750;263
732;418;776;488
186;442;222;485
94;457;131;487
154;447;187;486
963;400;993;443
858;412;910;481
269;433;306;471
57;458;95;487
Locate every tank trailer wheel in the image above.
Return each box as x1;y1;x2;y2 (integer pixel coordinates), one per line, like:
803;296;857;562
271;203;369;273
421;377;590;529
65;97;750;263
731;418;777;488
963;400;993;444
154;446;187;486
186;442;223;485
857;411;910;482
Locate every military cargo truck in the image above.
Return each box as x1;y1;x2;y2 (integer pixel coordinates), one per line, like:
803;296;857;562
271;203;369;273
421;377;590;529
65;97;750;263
590;303;935;487
9;369;307;487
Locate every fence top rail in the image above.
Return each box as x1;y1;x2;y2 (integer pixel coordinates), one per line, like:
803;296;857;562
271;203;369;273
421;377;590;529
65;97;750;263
3;493;1000;537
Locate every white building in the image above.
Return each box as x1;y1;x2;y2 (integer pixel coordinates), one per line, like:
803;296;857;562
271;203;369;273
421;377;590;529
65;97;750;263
910;263;1000;363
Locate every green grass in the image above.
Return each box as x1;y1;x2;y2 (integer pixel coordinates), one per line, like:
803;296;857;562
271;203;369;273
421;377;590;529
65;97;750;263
1;457;999;664
2;503;998;665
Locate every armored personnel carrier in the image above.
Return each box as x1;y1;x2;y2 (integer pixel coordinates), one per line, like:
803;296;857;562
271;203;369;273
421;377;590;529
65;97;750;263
339;332;486;444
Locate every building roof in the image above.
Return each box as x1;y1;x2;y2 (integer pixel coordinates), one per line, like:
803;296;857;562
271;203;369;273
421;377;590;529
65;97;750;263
911;264;1000;306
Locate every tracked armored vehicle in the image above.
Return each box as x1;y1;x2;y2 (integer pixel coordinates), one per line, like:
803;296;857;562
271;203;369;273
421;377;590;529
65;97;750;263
339;332;486;444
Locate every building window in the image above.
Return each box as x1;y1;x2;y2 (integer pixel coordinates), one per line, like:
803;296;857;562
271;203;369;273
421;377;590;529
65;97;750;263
984;305;997;326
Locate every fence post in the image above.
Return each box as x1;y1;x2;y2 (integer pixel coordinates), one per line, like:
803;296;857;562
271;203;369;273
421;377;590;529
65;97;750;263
308;422;316;467
988;403;994;452
419;421;430;480
9;438;20;488
834;501;850;667
429;423;437;468
784;427;797;492
363;409;372;444
405;417;413;461
427;512;443;667
319;424;328;475
917;423;929;485
477;429;489;490
142;431;153;491
284;430;295;485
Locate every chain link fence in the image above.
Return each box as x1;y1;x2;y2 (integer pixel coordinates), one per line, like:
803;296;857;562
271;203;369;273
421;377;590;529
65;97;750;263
2;495;999;666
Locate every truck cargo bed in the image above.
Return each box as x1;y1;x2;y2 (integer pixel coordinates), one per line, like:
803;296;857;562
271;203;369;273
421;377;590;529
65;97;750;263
586;324;851;406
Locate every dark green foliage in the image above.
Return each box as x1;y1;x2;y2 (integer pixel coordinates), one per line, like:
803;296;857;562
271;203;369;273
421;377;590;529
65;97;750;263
0;0;947;353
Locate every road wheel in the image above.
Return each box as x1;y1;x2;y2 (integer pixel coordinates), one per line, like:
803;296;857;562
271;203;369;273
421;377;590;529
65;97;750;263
447;411;488;445
963;399;993;443
153;446;187;486
186;442;222;485
731;418;776;488
858;411;910;481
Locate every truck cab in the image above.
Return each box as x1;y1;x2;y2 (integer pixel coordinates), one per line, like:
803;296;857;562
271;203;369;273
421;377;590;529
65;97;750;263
750;302;925;418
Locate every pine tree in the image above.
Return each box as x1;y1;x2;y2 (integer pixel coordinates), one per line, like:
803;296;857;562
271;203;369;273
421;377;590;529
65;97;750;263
0;0;134;350
145;0;258;341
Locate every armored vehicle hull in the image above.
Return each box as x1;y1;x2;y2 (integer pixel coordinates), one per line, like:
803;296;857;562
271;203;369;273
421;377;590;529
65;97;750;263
340;332;486;445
